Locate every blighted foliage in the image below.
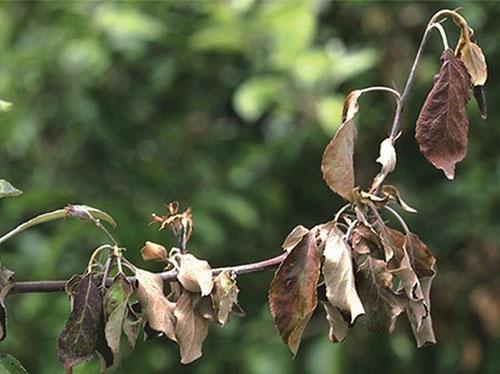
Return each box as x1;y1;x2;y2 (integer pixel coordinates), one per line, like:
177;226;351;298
0;8;490;371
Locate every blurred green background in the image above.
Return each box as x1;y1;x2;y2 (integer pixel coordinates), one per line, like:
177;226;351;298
1;1;499;373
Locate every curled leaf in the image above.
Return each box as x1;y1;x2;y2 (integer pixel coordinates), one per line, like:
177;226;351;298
456;31;487;86
323;228;365;324
211;271;239;326
141;241;168;262
135;269;176;341
281;225;309;252
0;264;15;341
174;290;210;364
371;138;397;191
64;204;117;228
321;90;362;201
381;185;417;213
175;253;213;296
269;231;321;356
322;301;349;343
415;49;471;180
0;180;22;199
473;85;487;120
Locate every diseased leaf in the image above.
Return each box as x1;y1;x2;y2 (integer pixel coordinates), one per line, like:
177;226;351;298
211;271;239;326
268;231;321;356
175;254;213;296
321;301;349;343
351;225;381;256
58;274;107;373
323;228;364;324
456;36;487;86
0;180;22;199
0;264;15;341
135;269;176;341
64;204;117;228
415;49;471;180
356;256;405;333
174;290;210;364
473;85;487;120
381;185;417;213
281;225;309;252
371;138;397;191
141;241;168;262
0;353;28;374
122;312;144;349
321;90;362;201
103;274;133;355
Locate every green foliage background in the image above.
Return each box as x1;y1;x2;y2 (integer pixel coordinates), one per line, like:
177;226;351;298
1;1;498;373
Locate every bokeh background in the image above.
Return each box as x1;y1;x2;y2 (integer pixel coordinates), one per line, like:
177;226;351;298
1;1;499;373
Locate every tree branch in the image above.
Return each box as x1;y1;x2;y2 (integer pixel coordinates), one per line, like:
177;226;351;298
7;252;288;295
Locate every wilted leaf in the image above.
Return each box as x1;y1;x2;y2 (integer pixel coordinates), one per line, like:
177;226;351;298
456;35;487;86
322;301;349;343
58;274;107;373
356;256;405;333
122;312;144;349
104;274;133;354
0;264;15;341
281;225;309;252
0;353;28;374
351;225;381;256
175;254;213;296
269;231;321;356
135;269;176;341
371;138;397;191
64;204;117;228
323;228;365;324
0;180;22;199
415;49;471;180
473;85;487;120
381;185;417;213
141;241;168;262
174;290;210;364
211;271;239;325
321;90;362;201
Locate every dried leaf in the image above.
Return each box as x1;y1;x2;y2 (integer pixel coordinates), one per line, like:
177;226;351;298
122;312;144;349
176;254;213;296
174;290;210;364
381;185;417;213
473;85;487;120
351;225;381;256
268;231;321;356
0;180;22;199
0;264;15;341
356;256;405;333
135;269;176;341
211;271;239;326
64;204;117;228
141;241;168;262
371;138;397;191
321;90;362;201
103;274;133;355
456;36;487;86
58;274;107;373
323;228;365;324
415;49;471;180
321;301;349;343
281;225;309;252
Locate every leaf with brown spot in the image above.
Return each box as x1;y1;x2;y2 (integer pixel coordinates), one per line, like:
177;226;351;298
211;271;239;326
135;269;176;341
323;228;365;324
58;274;108;373
321;90;362;201
281;225;309;252
175;254;213;296
268;231;321;356
356;256;405;333
0;263;14;341
415;49;472;180
174;290;210;364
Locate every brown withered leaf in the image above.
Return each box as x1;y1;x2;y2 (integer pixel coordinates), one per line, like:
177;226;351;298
0;264;14;341
323;228;365;324
356;256;405;333
141;241;168;262
58;274;108;373
322;301;349;343
321;90;362;201
473;85;487;119
174;290;210;364
351;225;381;256
415;49;471;180
122;311;144;349
281;225;309;252
176;253;213;296
211;271;239;326
381;185;417;213
456;34;487;86
103;274;133;355
135;269;176;341
371;138;397;191
268;231;321;356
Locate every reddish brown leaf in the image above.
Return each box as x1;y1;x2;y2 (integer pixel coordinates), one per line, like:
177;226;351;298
268;231;321;356
281;225;309;252
321;90;361;201
415;49;472;180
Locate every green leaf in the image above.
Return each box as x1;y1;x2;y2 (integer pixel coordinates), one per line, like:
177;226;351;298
0;180;22;199
0;100;13;113
0;264;15;341
58;274;111;372
0;354;28;374
104;274;133;355
233;76;282;122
